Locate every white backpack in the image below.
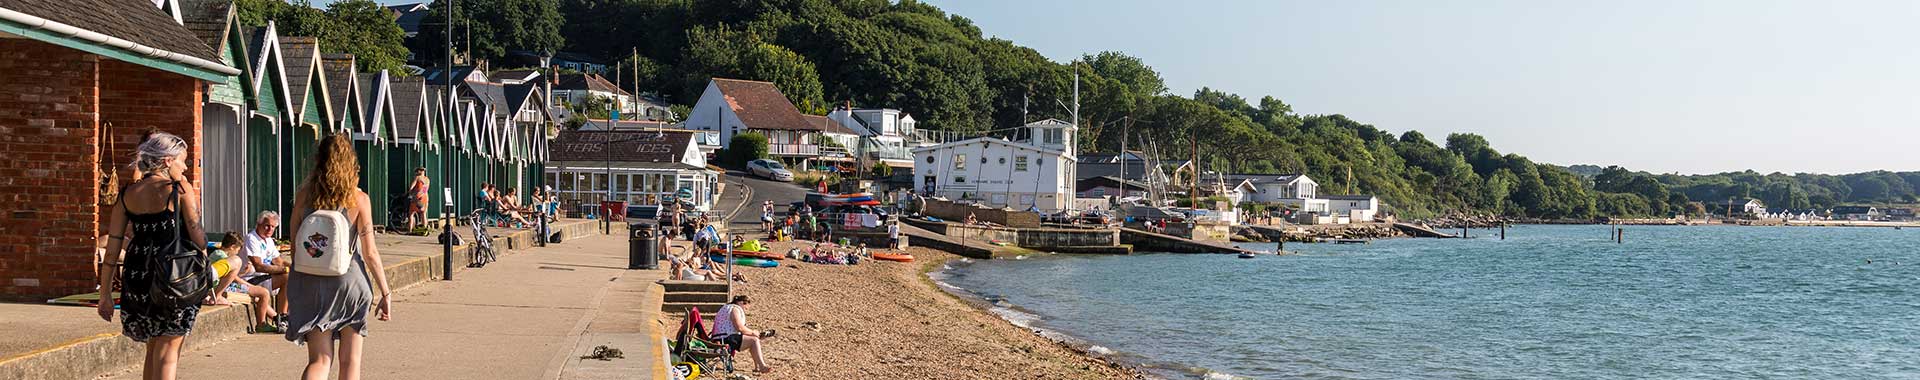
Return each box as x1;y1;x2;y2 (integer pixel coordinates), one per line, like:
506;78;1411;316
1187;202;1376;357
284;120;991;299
293;209;354;276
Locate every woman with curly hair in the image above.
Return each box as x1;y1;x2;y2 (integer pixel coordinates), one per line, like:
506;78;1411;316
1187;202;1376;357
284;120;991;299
283;133;394;380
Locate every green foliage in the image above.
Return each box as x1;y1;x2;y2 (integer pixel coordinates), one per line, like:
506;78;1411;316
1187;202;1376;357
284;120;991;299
870;162;893;178
529;0;1914;219
415;0;566;64
237;0;409;73
721;132;769;167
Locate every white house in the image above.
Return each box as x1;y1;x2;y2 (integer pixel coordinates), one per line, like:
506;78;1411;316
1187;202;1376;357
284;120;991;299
1225;173;1328;214
1325;195;1381;222
912;119;1078;212
682;78;823;165
827;107;921;169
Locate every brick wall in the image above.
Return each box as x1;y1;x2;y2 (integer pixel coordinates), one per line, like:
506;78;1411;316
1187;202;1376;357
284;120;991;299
0;39;204;301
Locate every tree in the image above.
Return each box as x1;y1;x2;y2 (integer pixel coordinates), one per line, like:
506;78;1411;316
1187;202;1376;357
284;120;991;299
416;0;566;65
1081;51;1166;99
319;0;410;73
237;0;410;73
721;132;769;167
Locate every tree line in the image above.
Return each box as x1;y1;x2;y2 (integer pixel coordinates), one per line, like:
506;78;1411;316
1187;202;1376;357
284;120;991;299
244;0;1914;219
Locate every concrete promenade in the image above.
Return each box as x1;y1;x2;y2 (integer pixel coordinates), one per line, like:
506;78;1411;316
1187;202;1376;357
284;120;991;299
95;227;671;379
0;219;680;380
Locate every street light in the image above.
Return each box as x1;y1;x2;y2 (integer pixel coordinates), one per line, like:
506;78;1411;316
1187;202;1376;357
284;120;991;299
600;130;664;234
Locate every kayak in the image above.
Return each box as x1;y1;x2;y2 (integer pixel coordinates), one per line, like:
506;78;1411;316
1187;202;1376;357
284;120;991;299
872;252;915;262
708;254;779;268
709;248;785;261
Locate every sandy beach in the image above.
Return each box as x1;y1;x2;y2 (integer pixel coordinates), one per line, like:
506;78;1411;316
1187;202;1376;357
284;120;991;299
663;241;1140;380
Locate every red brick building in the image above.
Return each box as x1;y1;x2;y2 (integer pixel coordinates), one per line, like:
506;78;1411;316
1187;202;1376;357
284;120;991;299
0;0;240;300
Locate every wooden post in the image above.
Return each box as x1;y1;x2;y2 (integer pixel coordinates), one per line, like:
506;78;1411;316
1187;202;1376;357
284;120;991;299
1500;223;1506;240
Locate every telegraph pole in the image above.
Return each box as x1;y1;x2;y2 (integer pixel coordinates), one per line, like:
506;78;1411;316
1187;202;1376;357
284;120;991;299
442;0;456;281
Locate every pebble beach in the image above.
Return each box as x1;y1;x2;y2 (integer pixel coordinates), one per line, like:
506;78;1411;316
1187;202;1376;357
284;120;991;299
663;241;1140;380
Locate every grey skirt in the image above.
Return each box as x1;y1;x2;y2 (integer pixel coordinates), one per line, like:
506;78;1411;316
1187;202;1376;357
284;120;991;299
284;254;373;344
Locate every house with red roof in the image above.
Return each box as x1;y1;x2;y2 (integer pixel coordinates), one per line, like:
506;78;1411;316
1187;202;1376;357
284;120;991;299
683;78;827;166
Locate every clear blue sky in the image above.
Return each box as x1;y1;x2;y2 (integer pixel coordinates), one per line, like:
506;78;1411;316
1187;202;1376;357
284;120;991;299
922;0;1919;175
334;0;1915;175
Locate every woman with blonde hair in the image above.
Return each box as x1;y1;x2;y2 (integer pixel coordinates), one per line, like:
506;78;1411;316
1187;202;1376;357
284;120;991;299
284;134;393;380
98;132;204;380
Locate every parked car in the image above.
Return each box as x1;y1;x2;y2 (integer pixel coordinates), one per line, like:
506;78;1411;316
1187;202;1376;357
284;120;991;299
746;159;794;181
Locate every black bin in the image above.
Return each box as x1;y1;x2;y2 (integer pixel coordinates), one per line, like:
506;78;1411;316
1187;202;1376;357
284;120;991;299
629;223;658;269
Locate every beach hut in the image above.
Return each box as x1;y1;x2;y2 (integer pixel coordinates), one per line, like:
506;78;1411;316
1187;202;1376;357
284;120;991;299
180;0;255;233
390;77;445;223
237;24;298;226
357;70;400;225
278;36;336;215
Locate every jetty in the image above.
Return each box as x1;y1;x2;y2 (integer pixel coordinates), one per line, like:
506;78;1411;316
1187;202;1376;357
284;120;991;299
1392;222;1459;238
1120;228;1256;254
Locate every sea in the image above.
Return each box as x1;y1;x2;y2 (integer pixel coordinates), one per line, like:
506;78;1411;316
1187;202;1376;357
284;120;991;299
931;225;1920;380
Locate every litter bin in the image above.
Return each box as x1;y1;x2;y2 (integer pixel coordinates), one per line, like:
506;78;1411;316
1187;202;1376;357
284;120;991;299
629;223;658;270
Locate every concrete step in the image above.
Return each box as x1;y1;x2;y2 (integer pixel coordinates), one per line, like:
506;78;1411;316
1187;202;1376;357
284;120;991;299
663;292;730;304
658;280;728;293
661;302;723;314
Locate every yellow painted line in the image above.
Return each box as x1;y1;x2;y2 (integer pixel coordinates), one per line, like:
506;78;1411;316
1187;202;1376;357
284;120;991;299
0;332;120;367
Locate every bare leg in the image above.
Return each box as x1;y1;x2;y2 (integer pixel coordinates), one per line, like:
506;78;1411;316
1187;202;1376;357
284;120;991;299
337;327;365;380
146;335;185;380
302;330;335;380
272;273;289;313
247;285;277;325
741;335;771;372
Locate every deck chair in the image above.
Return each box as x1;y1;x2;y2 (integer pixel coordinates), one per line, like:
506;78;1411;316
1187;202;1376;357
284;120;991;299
670;308;736;373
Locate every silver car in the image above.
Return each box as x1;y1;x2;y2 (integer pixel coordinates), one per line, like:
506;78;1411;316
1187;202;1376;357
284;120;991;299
747;159;794;181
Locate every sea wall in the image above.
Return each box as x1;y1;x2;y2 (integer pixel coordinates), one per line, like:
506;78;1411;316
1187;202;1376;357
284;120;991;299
922;198;1041;228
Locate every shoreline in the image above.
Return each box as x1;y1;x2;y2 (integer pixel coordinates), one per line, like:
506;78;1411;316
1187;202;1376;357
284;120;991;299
921;255;1154;379
667;240;1141;379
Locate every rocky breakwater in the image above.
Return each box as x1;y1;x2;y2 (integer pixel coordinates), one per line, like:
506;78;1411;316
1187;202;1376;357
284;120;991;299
1415;214;1516;229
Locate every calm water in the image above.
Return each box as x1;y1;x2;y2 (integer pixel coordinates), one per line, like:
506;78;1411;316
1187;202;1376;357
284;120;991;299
935;225;1920;379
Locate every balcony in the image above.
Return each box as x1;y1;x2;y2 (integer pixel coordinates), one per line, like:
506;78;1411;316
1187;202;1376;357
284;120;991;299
768;143;819;157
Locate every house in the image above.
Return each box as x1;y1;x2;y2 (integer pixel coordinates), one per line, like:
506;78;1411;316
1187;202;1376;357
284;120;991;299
1831;206;1879;221
912;119;1079;212
0;0;243;300
807;114;861;164
1218;173;1328;215
1884;208;1915;221
1076;176;1150;199
552;73;633;115
1075;152;1191;182
1706;198;1767;216
506;50;607;75
827;107;922;171
1325;195;1383;223
384;2;430;37
682;78;824;165
545;130;720;212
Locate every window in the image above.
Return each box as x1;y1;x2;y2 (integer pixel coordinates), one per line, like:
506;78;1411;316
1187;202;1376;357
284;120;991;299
1015;156;1029;172
615;174;629;195
953;154;967;170
558;171;576;191
955;176;967;183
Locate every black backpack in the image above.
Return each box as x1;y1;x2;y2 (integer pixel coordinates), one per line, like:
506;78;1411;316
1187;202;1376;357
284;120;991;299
146;183;215;308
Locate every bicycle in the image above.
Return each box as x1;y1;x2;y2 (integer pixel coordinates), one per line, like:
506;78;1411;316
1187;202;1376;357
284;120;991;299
467;208;498;268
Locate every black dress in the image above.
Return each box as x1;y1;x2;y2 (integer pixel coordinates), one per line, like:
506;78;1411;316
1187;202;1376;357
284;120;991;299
119;195;200;342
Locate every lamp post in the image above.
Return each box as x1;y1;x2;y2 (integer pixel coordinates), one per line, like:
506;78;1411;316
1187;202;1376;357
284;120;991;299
601;132;658;235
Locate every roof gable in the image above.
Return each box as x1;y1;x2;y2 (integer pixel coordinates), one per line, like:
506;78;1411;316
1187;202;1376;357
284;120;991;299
279;36;331;128
710;78;817;131
321;54;361;133
0;0;233;80
549;130;696;163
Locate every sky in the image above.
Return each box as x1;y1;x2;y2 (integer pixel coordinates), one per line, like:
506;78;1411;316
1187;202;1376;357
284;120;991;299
920;0;1919;175
329;0;1917;175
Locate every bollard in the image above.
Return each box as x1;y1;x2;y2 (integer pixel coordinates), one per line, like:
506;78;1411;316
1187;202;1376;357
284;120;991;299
1500;224;1507;240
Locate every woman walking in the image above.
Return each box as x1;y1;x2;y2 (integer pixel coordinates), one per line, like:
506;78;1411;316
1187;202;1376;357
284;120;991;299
97;132;204;380
285;134;394;380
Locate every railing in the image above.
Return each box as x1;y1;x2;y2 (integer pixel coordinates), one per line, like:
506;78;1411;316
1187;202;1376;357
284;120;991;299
865;145;914;161
768;143;819;156
820;146;852;158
